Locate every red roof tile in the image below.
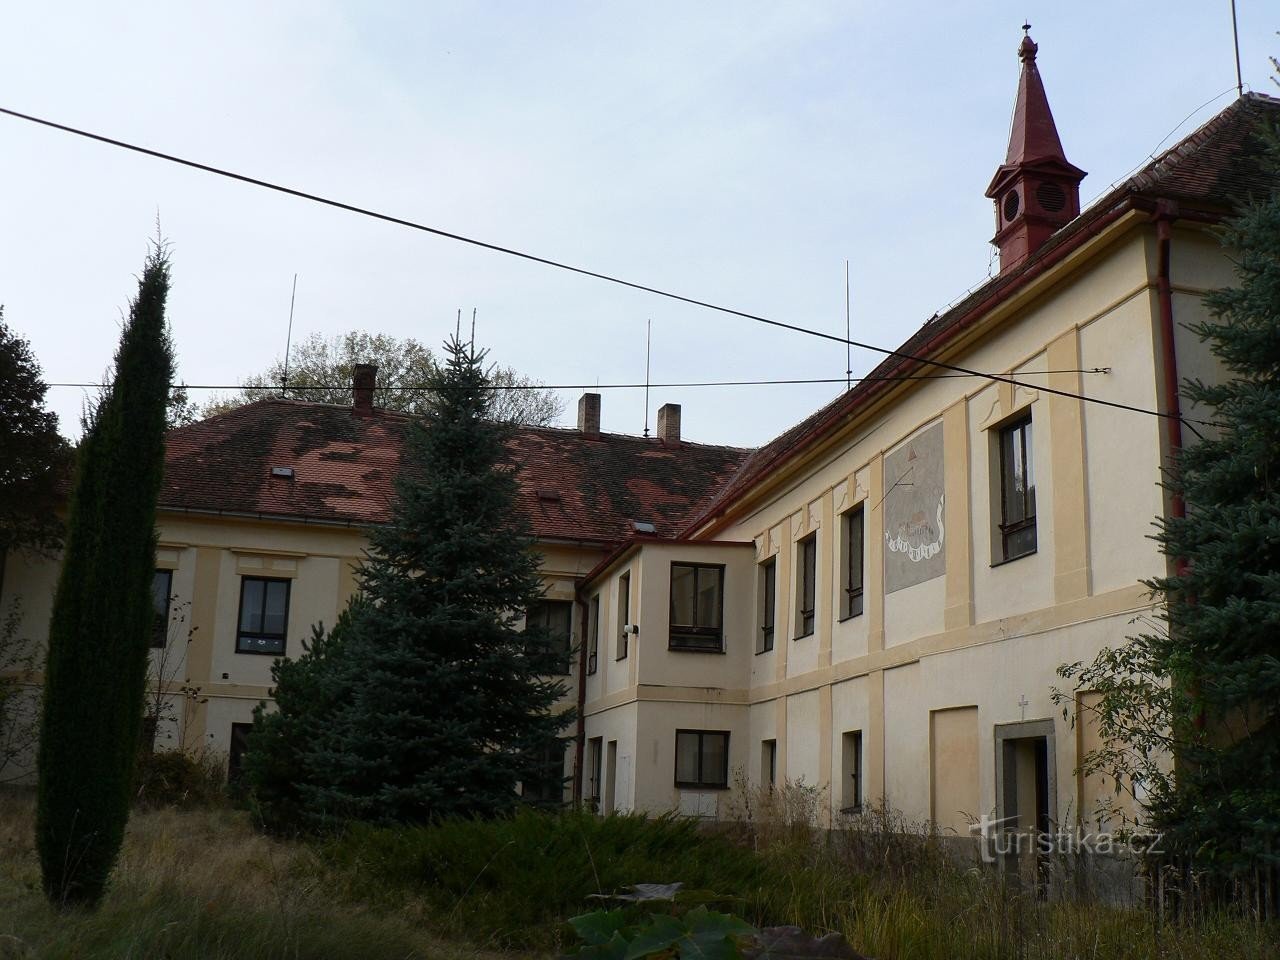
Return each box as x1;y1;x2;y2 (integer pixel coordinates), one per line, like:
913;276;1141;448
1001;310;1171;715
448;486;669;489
161;399;749;544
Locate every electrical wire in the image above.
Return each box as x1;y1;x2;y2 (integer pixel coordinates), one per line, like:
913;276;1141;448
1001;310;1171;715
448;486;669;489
1;105;1218;428
45;369;1112;393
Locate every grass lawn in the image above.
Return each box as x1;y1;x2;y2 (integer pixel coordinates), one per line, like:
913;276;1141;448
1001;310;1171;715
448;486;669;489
0;789;524;960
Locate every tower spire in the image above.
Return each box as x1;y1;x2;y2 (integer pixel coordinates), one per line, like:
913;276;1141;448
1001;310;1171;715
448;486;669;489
985;28;1086;273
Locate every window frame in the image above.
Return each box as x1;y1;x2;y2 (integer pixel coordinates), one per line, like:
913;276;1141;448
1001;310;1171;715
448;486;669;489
228;722;254;783
997;414;1037;563
756;557;776;654
616;571;630;661
762;738;777;789
235;576;292;656
668;562;726;653
674;728;731;789
841;730;864;814
526;599;574;676
587;736;603;811
795;534;817;639
151;568;174;649
587;594;600;675
840;506;865;621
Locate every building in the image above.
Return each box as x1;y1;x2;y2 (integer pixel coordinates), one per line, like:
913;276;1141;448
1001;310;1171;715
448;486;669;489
4;35;1277;831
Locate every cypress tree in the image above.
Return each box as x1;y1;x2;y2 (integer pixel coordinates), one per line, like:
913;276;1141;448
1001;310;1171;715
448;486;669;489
36;246;174;906
246;335;572;829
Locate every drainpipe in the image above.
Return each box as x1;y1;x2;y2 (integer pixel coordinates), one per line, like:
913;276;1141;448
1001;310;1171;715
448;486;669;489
1154;200;1187;557
571;595;589;805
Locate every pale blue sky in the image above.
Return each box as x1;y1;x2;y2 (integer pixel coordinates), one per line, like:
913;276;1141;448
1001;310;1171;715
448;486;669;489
1;2;1274;446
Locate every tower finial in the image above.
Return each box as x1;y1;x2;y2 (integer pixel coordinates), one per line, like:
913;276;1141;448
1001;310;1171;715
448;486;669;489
1018;24;1038;62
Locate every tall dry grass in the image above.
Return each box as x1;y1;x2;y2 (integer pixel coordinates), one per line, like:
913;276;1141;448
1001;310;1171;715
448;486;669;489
0;788;520;960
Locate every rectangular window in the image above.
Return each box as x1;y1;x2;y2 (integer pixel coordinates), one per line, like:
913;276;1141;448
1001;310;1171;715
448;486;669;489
841;730;864;813
522;739;567;804
675;729;730;789
616;571;630;660
757;558;776;654
762;738;777;789
587;594;600;675
236;577;290;655
228;722;254;783
526;599;573;675
151;569;173;648
998;416;1037;561
796;535;816;638
841;507;865;620
587;736;603;811
669;563;725;652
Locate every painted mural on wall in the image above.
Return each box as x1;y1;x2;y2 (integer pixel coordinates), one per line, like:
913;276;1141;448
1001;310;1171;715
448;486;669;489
883;421;946;593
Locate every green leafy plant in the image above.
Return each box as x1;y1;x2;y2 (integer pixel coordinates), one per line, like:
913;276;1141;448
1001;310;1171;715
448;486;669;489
566;904;756;960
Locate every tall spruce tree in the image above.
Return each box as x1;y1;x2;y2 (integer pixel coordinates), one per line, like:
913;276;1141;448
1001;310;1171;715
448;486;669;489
36;246;174;906
1060;113;1280;885
246;335;571;830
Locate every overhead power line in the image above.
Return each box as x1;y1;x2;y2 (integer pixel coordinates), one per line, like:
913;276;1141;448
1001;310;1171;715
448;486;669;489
45;369;1111;393
1;105;1216;428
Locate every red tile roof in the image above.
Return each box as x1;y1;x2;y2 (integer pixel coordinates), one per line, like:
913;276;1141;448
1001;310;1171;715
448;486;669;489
161;399;749;544
680;94;1280;536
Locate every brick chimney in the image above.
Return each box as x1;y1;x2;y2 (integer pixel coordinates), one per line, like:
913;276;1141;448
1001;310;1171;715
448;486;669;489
657;403;681;445
352;363;377;416
577;392;601;436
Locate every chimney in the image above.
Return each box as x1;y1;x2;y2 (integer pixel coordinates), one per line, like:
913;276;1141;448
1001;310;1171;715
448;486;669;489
577;392;601;436
352;363;377;416
657;403;681;445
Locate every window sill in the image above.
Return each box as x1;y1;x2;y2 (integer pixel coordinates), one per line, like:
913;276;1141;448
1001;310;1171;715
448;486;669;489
615;654;628;662
836;611;864;624
793;631;814;641
754;646;775;657
990;547;1038;569
674;782;731;791
236;644;286;657
668;644;727;655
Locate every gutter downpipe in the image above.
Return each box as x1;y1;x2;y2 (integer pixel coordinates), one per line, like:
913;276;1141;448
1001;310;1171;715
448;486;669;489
1154;200;1187;554
571;594;589;805
1155;199;1202;734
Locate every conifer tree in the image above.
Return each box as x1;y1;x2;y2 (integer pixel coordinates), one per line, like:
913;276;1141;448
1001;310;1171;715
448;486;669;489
36;246;174;906
246;335;571;830
1061;113;1280;886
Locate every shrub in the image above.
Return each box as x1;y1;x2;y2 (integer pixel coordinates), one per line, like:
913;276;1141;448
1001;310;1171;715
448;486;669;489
133;749;225;810
323;809;777;948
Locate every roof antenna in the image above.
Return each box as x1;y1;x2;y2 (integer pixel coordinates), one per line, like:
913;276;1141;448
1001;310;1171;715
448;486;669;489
455;308;462;341
1229;0;1243;98
470;307;477;354
844;259;852;392
643;319;652;438
281;273;298;397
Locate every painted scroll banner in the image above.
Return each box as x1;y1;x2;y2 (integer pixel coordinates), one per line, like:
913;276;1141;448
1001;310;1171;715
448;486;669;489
883;421;946;593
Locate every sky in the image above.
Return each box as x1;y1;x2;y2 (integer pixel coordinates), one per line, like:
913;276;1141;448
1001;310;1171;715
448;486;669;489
1;2;1275;447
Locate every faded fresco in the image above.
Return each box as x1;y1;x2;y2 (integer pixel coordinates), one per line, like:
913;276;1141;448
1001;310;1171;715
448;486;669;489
883;421;946;593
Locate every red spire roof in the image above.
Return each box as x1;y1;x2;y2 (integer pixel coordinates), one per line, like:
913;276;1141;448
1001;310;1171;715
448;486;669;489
1003;29;1071;168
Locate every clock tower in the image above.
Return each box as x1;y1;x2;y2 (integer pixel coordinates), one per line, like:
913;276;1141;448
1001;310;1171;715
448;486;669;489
985;27;1086;273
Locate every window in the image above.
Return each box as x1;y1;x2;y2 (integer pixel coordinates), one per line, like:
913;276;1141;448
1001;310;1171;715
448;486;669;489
521;739;567;804
236;577;290;655
796;535;816;638
757;558;776;654
587;736;603;811
762;739;777;789
841;507;865;620
151;569;173;648
616;572;630;660
841;730;863;813
527;600;573;675
587;594;600;674
998;416;1037;561
228;722;254;783
669;563;724;652
675;729;730;789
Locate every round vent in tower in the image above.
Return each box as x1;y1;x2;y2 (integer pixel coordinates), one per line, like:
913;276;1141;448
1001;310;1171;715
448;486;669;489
1037;182;1066;213
1003;190;1020;222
